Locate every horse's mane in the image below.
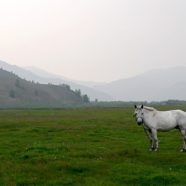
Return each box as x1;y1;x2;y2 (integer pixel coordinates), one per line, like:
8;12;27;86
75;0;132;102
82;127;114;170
144;106;157;112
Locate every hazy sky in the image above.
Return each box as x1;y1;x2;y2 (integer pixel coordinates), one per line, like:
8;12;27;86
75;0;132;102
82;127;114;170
0;0;186;82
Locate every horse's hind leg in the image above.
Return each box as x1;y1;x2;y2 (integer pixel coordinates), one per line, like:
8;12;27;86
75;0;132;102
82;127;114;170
180;129;186;152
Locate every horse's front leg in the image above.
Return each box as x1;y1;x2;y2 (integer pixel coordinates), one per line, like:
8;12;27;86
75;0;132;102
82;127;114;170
144;127;154;151
151;129;158;151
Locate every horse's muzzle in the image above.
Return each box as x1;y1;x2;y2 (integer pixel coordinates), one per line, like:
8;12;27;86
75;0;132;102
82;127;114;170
137;118;143;125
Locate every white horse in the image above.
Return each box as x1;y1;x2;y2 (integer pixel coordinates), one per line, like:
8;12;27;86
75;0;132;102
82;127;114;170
134;105;186;152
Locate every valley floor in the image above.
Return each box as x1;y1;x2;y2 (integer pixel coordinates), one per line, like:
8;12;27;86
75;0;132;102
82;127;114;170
0;107;185;185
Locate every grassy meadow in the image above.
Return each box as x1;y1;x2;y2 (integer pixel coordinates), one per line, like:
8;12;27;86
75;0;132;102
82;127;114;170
0;107;186;185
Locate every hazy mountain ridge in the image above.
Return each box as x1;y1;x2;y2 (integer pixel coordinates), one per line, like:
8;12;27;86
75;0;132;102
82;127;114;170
25;66;68;79
0;60;112;101
2;60;186;102
25;66;112;101
0;68;85;108
94;66;186;101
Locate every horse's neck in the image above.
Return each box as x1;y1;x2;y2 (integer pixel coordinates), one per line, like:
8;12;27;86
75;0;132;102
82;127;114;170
143;109;157;125
144;106;156;112
144;109;154;116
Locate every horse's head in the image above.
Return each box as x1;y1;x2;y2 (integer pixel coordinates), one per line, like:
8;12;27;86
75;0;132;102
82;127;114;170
134;104;144;125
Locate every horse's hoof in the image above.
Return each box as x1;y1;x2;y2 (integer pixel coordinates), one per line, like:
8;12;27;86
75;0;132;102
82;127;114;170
149;148;158;152
180;149;186;152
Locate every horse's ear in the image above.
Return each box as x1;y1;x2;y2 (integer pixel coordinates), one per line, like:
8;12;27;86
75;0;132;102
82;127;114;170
134;105;137;109
141;104;144;109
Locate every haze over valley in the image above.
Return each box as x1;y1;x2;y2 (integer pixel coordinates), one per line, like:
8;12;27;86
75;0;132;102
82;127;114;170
1;60;186;103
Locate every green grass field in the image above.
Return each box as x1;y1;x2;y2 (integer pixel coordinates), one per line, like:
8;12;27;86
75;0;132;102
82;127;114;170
0;107;186;185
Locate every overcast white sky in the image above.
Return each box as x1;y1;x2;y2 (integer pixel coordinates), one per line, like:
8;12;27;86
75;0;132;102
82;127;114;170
0;0;186;82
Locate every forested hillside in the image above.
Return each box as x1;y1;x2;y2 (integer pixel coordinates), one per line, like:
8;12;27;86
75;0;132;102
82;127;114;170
0;69;88;108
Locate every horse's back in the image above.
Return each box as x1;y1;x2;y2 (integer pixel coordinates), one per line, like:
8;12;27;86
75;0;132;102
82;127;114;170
159;109;186;120
154;110;186;130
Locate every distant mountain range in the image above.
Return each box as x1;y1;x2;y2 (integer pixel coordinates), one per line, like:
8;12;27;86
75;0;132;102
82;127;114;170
0;60;112;101
1;60;186;102
94;66;186;101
